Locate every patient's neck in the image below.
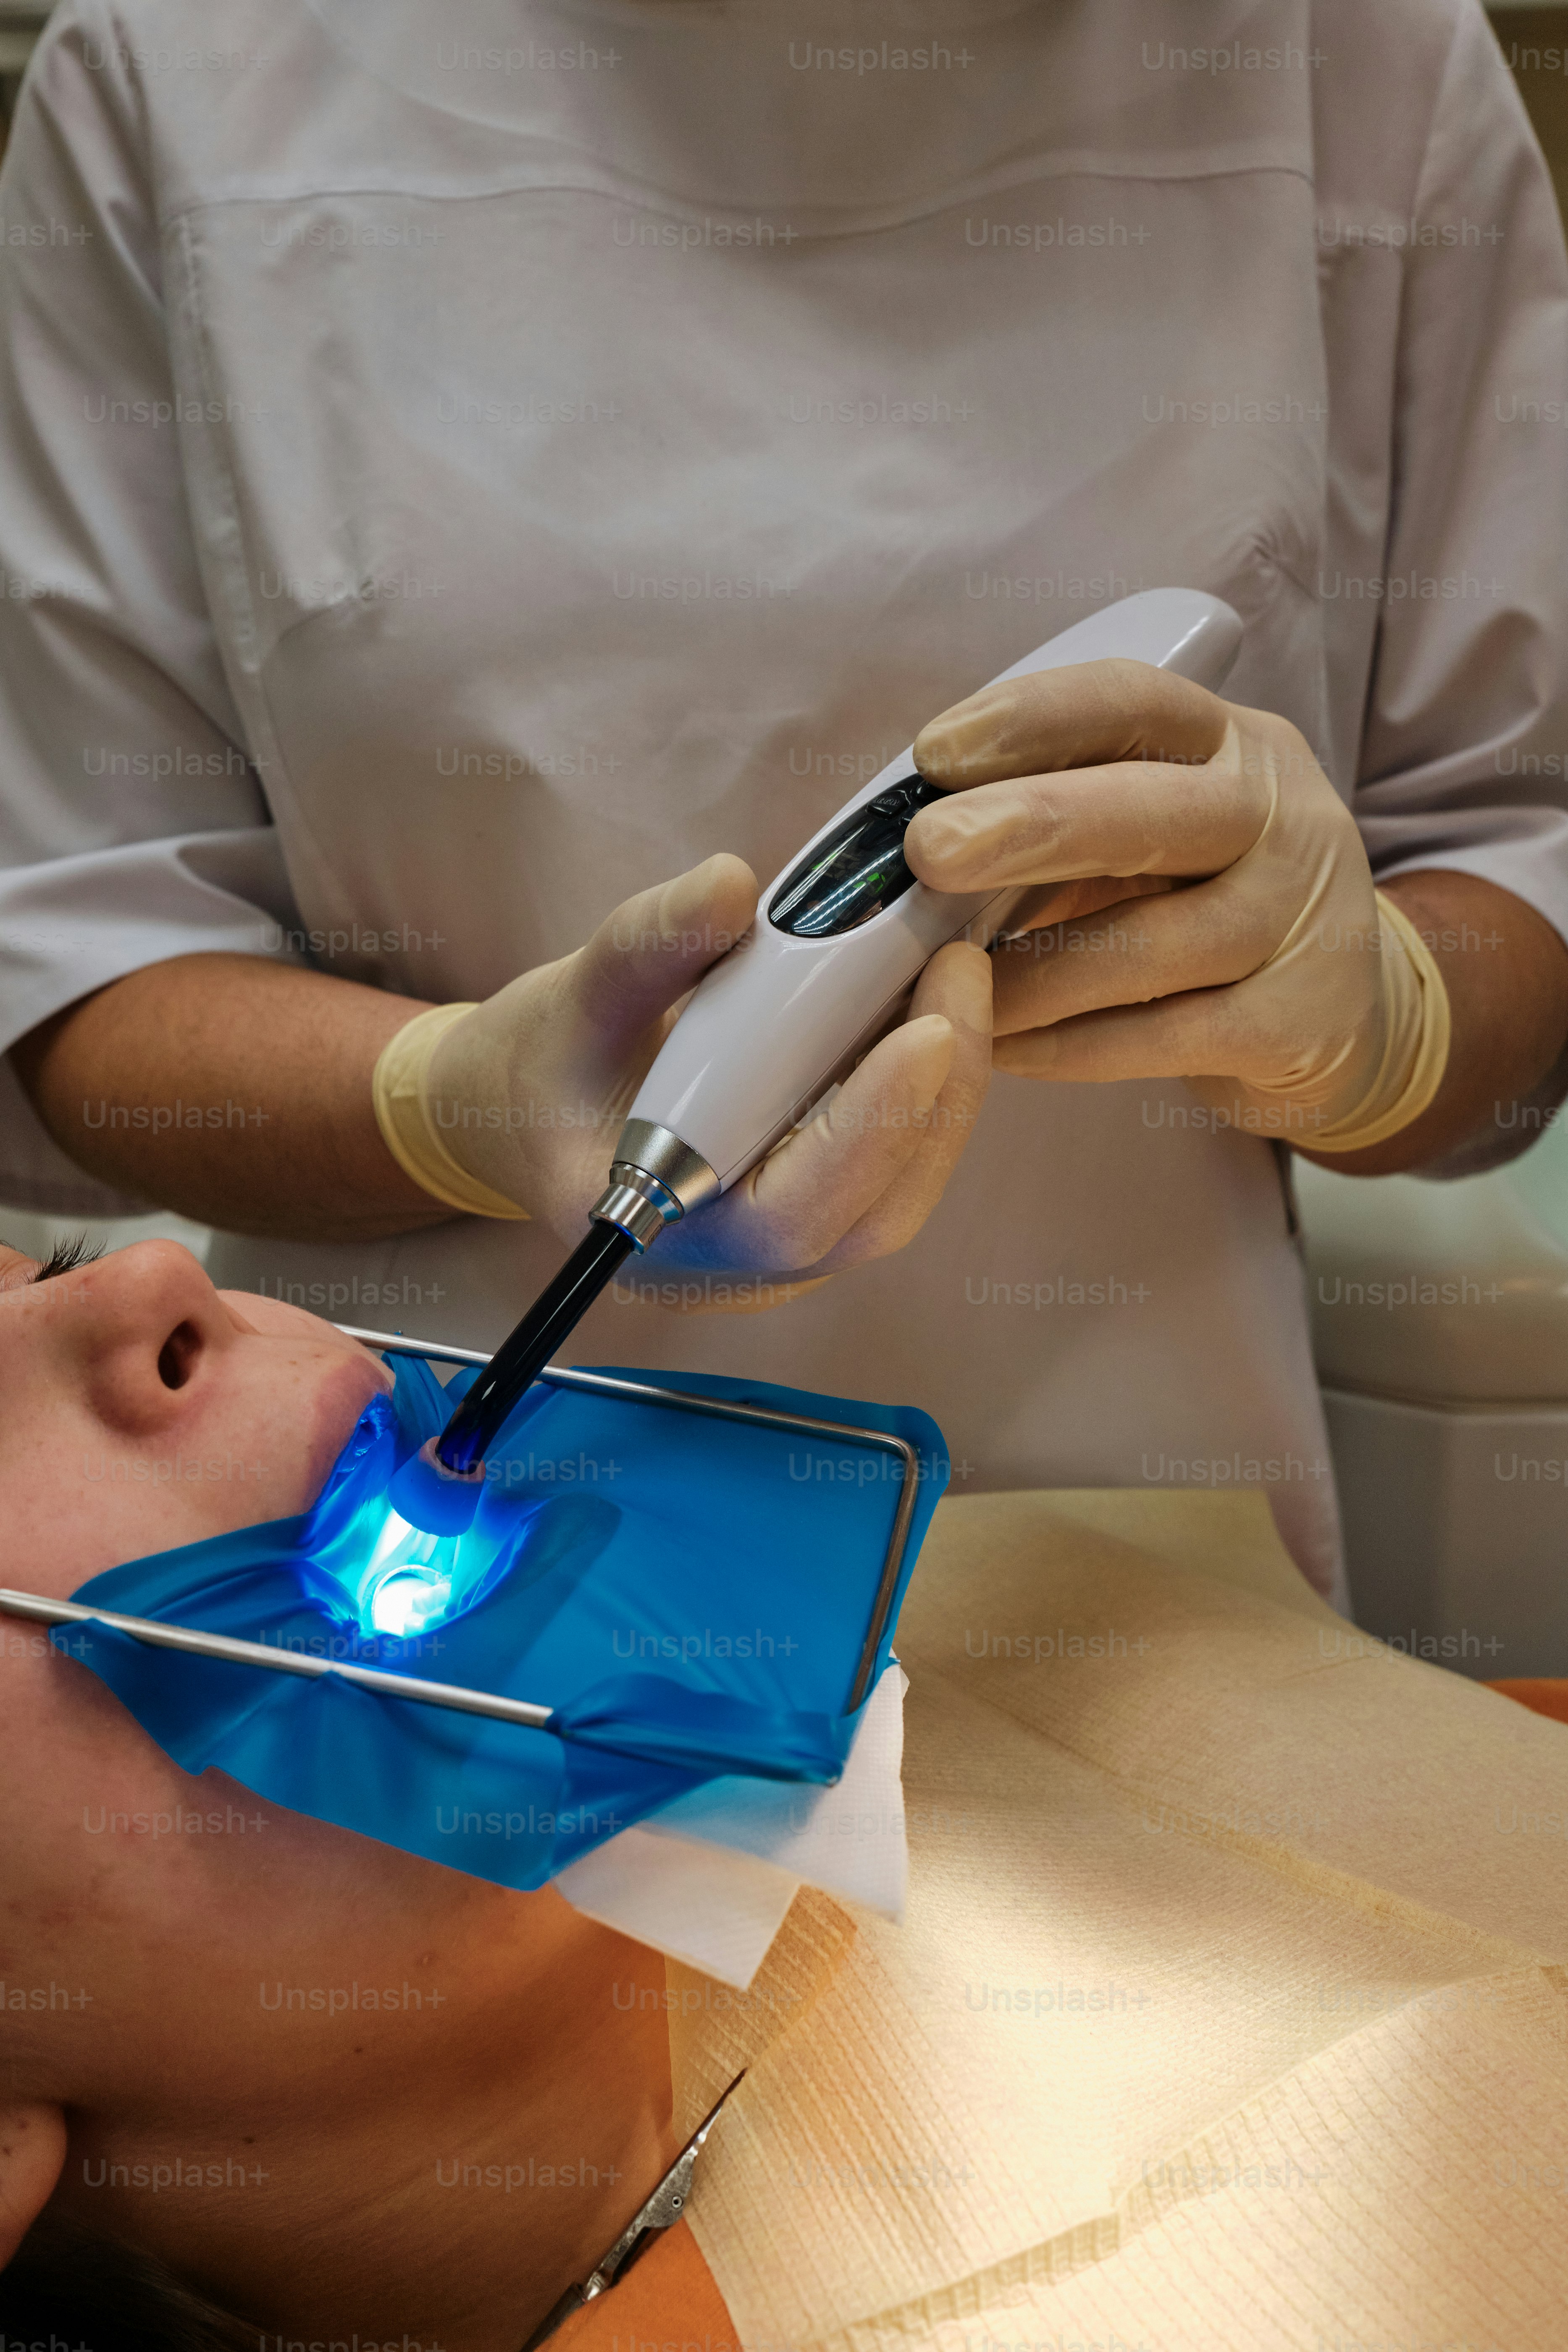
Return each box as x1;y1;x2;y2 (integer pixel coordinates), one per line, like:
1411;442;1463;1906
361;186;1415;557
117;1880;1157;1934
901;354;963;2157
58;1878;677;2351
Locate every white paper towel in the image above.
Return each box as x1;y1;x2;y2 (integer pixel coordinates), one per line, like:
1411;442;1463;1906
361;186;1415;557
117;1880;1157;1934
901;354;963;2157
555;1663;907;1987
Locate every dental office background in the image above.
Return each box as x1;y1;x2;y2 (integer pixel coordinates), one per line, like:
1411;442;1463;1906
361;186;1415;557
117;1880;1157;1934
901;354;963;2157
4;0;1568;1668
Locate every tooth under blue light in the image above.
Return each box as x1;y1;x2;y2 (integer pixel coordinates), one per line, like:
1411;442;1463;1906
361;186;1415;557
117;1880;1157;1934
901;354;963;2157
369;1568;454;1638
358;1505;462;1639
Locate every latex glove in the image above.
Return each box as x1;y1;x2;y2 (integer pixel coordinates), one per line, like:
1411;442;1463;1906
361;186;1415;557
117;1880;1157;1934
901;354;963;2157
415;854;991;1282
906;660;1439;1149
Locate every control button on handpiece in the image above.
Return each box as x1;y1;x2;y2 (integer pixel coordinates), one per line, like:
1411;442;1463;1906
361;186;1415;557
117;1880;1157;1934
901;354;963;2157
768;774;946;939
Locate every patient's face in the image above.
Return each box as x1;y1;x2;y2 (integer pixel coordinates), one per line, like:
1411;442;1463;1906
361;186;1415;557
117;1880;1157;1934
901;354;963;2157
0;1232;433;2055
0;1236;392;1591
0;1241;672;2329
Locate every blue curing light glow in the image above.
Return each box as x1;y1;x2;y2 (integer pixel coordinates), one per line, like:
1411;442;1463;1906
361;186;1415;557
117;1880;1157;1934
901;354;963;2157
302;1389;528;1643
370;1568;452;1639
357;1504;461;1639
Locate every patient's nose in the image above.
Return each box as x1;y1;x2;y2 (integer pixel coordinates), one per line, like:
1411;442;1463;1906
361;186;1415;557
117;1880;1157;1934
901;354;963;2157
55;1239;237;1437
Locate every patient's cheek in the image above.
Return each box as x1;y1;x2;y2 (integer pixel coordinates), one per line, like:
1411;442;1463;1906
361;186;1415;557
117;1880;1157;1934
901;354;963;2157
207;1308;394;1522
5;1356;386;1594
218;1292;395;1360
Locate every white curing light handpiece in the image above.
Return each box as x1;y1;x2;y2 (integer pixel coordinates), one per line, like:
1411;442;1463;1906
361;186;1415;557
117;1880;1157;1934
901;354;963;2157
420;585;1242;1501
595;586;1242;1243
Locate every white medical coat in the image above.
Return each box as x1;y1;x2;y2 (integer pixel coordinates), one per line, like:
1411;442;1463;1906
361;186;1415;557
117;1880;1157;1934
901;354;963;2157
2;0;1567;1599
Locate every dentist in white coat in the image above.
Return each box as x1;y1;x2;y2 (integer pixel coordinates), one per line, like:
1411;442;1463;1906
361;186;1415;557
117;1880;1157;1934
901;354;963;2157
4;0;1568;1605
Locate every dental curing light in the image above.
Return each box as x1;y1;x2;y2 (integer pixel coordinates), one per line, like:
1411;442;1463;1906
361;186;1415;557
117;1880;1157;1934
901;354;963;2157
407;588;1242;1525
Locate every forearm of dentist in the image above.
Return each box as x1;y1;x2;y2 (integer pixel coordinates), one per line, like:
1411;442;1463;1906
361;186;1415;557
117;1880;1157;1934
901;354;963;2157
8;855;993;1274
12;948;450;1243
13;669;1568;1250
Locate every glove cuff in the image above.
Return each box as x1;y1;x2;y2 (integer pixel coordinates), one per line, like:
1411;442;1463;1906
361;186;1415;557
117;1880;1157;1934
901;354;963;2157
1306;892;1452;1153
371;1004;532;1220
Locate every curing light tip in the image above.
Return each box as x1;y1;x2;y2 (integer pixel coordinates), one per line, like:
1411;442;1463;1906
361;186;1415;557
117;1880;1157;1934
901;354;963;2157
393;1215;646;1537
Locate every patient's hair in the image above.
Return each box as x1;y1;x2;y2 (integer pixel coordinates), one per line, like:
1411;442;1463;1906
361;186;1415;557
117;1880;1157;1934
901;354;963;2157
0;2213;256;2349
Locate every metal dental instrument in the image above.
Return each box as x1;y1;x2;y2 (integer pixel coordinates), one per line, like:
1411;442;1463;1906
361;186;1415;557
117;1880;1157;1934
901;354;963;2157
0;1338;919;1737
518;2071;746;2349
419;589;1243;1509
0;1581;559;1730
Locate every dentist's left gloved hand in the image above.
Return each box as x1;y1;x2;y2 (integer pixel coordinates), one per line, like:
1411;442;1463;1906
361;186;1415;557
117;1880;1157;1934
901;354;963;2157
906;660;1449;1153
373;853;992;1288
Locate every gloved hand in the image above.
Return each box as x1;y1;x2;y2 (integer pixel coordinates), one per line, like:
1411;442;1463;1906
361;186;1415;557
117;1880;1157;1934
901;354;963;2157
383;853;992;1285
906;660;1448;1151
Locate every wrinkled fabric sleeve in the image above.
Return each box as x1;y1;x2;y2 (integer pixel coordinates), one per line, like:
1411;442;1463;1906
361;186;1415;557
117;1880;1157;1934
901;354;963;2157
0;3;302;1212
1351;2;1568;937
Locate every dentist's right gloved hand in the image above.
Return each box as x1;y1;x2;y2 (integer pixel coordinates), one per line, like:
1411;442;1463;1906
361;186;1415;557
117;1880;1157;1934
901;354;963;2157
907;664;1450;1154
371;854;992;1294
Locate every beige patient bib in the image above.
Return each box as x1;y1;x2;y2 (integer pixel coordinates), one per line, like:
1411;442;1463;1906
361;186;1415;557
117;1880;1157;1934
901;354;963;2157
667;1490;1568;2351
